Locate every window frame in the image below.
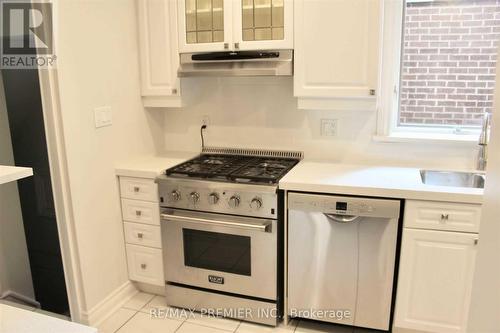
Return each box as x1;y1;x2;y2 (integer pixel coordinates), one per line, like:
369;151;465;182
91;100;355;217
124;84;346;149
376;0;483;144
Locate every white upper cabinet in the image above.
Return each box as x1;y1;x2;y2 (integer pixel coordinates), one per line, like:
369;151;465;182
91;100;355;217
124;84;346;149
137;0;181;107
178;0;233;52
394;229;477;333
233;0;293;50
177;0;293;53
294;0;381;110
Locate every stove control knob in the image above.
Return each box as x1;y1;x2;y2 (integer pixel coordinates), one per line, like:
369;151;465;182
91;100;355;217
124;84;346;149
189;192;200;204
208;193;219;205
171;190;181;202
229;195;240;208
250;197;263;210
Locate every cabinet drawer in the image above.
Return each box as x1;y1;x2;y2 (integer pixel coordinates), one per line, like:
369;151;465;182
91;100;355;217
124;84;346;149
126;244;164;286
124;222;161;248
121;198;160;226
405;200;481;233
119;177;158;202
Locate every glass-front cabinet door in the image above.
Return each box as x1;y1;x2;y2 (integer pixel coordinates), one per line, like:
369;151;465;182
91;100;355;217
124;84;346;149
178;0;233;52
178;0;293;53
233;0;293;50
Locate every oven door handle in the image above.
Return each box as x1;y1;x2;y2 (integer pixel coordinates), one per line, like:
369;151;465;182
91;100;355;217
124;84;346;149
160;213;272;233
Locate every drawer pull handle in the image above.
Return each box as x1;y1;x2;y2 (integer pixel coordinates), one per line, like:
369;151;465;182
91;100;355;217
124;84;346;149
133;186;140;193
440;214;449;221
474;238;479;245
141;263;147;269
135;210;142;217
137;233;144;239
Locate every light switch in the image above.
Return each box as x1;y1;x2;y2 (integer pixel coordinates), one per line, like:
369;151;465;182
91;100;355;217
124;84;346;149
94;106;112;128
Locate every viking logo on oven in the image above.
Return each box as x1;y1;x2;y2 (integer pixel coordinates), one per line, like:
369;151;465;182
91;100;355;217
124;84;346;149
208;275;224;284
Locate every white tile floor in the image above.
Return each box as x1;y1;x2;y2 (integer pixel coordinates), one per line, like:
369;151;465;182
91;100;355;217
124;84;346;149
97;293;376;333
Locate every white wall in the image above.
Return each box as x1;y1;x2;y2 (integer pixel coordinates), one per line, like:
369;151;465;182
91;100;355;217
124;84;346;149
164;77;477;170
0;72;35;300
55;0;162;312
467;59;500;333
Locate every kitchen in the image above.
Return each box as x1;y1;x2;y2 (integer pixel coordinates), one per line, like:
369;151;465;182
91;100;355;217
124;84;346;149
0;0;499;333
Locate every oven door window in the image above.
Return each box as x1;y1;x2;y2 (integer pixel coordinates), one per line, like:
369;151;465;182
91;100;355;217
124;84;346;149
183;228;251;276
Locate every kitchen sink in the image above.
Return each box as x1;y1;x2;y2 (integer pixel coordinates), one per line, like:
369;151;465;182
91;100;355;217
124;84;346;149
420;170;486;189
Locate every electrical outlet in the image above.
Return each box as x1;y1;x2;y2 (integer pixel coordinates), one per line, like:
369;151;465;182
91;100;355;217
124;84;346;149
94;106;112;128
202;115;210;126
321;119;338;137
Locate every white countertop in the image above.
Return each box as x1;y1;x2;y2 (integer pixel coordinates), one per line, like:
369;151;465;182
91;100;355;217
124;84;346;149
115;151;198;179
0;165;33;185
115;153;483;204
279;161;483;204
0;304;97;333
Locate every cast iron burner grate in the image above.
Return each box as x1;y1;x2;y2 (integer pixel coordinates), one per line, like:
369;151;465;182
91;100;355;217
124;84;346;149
166;154;299;184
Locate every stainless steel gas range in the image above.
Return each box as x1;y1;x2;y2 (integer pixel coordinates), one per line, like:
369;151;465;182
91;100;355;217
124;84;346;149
156;148;302;326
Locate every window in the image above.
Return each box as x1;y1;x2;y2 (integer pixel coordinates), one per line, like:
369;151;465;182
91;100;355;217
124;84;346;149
379;0;500;141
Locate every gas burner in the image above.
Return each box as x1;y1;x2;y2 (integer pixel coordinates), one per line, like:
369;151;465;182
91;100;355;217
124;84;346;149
166;154;300;185
258;162;287;169
204;159;224;165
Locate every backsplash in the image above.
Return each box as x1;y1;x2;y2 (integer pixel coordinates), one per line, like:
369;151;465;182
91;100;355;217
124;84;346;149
162;77;477;170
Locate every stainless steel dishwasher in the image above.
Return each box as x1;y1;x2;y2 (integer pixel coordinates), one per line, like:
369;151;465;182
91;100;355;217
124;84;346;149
288;193;401;331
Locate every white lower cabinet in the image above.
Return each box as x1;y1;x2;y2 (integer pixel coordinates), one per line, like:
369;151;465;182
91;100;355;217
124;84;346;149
394;229;478;333
119;176;164;287
119;177;159;202
121;198;160;226
126;244;164;287
124;222;162;248
404;200;481;233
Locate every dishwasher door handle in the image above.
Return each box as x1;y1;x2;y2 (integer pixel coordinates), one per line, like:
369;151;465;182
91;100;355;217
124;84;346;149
324;213;360;223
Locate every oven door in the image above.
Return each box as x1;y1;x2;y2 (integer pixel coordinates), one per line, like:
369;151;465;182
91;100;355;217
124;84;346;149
161;209;277;300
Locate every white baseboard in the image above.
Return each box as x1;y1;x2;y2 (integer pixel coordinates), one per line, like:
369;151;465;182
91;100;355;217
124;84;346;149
81;281;138;326
0;290;41;308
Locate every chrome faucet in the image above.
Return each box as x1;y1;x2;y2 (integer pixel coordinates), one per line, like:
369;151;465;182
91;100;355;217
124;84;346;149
477;112;491;171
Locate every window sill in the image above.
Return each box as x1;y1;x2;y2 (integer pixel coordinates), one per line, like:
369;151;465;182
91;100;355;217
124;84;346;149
373;132;479;145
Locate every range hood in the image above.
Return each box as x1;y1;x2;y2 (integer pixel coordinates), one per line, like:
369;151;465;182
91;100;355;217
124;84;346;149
178;50;293;77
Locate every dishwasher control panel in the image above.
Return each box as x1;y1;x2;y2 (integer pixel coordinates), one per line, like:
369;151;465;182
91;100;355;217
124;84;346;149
288;193;401;219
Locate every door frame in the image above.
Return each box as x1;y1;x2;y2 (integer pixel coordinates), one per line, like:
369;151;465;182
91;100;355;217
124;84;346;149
37;68;86;323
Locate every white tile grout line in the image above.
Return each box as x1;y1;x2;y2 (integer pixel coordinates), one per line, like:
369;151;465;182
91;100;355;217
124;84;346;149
233;321;242;333
176;319;239;333
112;309;140;333
113;293;158;333
173;320;183;333
122;293;156;312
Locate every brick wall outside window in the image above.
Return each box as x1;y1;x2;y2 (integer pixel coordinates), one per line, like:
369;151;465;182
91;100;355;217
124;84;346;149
400;0;500;127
